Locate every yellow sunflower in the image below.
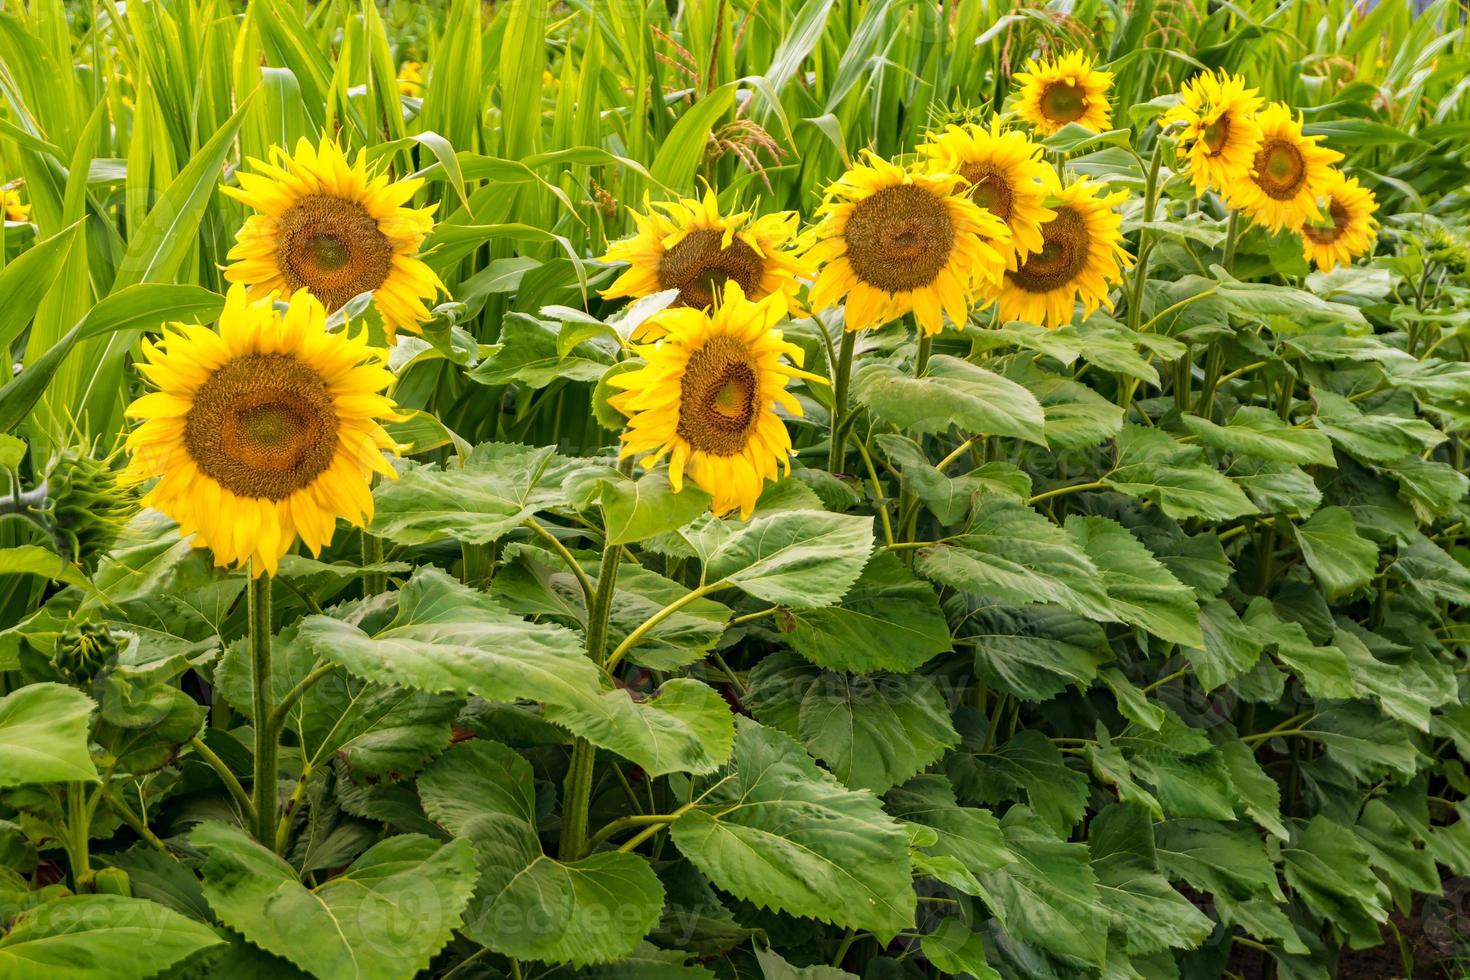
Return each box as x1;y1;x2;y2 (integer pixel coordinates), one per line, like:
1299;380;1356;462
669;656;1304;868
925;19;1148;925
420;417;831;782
397;61;424;98
608;281;824;520
2;183;28;223
993;176;1131;329
1299;170;1379;272
222;137;443;340
599;188;812;314
917;118;1057;263
1227;102;1342;232
123;285;400;577
1012;50;1113;137
807;151;1011;336
1164;69;1264;196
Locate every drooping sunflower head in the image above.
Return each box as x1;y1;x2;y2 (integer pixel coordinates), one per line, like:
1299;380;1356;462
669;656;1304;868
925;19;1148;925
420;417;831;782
599;188;812;315
1164;69;1264;196
1227;102;1342;232
917;118;1057;263
1299;169;1379;272
123;285;402;576
994;176;1132;329
808;151;1012;336
397;61;424;98
608;281;824;519
2;182;29;223
222;137;444;340
1012;50;1114;137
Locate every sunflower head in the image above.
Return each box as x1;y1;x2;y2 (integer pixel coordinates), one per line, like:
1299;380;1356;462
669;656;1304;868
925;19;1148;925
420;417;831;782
598;188;812;315
2;183;29;223
1299;169;1379;272
123;285;402;576
397;61;424;98
1164;70;1264;196
608;281;824;519
1228;102;1343;232
994;176;1132;329
222;137;444;340
807;151;1011;336
1012;50;1114;137
917;118;1058;263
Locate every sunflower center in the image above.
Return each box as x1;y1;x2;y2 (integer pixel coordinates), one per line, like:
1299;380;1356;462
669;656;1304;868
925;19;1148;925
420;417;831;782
183;353;340;500
657;229;765;308
1302;199;1350;245
676;335;760;457
843;184;955;292
275;195;395;312
959;163;1015;221
1253;138;1307;200
1006;205;1091;294
1202;113;1231;154
1040;82;1086;123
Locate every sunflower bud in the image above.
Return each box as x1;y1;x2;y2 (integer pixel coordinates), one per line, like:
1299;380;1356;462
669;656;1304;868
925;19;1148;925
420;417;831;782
49;618;124;685
38;446;136;573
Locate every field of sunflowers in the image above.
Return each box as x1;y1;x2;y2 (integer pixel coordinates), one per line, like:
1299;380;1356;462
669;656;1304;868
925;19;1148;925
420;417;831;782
4;0;1470;977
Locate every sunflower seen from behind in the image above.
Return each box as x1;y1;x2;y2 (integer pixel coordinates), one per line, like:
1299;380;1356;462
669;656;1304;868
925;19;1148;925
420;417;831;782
994;176;1131;329
609;282;823;519
808;151;1011;336
917;119;1056;263
223;137;443;340
1012;50;1113;137
1228;102;1342;232
1165;69;1264;196
1299;170;1379;272
123;285;401;576
599;189;811;315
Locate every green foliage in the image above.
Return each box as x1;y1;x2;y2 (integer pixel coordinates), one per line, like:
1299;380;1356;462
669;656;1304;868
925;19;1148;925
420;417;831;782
3;0;1470;978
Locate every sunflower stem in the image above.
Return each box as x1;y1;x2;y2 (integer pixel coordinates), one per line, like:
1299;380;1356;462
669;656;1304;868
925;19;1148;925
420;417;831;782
1222;209;1242;274
826;330;857;473
559;540;621;860
248;570;279;851
914;332;932;378
361;529;386;594
1125;134;1165;334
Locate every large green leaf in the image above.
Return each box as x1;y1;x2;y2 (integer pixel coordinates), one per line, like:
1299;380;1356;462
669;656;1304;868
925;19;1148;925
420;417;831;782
706;510;874;610
1105;426;1257;521
544;679;735;777
1065;516;1202;649
670;718;916;935
916;497;1113;622
780;551;951;673
1181;406;1335;467
887;774;1016;893
977;806;1108;971
1293;506;1378;598
1282;817;1391;949
0;683;98;788
746;653;959;794
959;731;1089;837
853;355;1047;444
953;603;1113;702
193;822;478;980
298;568;603;712
0;895;223;980
371;443;599;545
418;741;664;966
1088;804;1214;956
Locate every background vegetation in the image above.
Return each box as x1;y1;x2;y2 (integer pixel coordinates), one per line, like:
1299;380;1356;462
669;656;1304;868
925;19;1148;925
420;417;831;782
3;0;1470;978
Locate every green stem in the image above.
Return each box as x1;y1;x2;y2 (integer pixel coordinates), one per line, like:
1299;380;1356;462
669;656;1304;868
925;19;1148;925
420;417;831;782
559;542;622;860
526;517;595;606
1027;479;1107;506
914;332;932;377
604;579;724;672
361;529;386;594
66;783;91;886
249;571;278;850
826;330;857;472
616;803;694;853
189;735;255;824
269;662;338;737
585;810;686;852
1126;135;1166;333
1221;210;1242;274
460;540;497;589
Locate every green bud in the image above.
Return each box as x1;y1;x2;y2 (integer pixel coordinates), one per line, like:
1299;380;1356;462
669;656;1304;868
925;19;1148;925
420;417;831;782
90;867;132;897
48;618;124;686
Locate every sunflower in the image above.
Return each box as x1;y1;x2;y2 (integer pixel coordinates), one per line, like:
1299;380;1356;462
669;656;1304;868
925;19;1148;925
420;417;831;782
2;183;28;223
917;119;1056;263
608;281;823;519
1012;50;1113;137
807;151;1011;336
1164;69;1264;196
1227;102;1342;232
599;188;812;315
993;176;1131;329
397;61;424;98
123;285;400;577
222;137;443;340
1299;170;1379;272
